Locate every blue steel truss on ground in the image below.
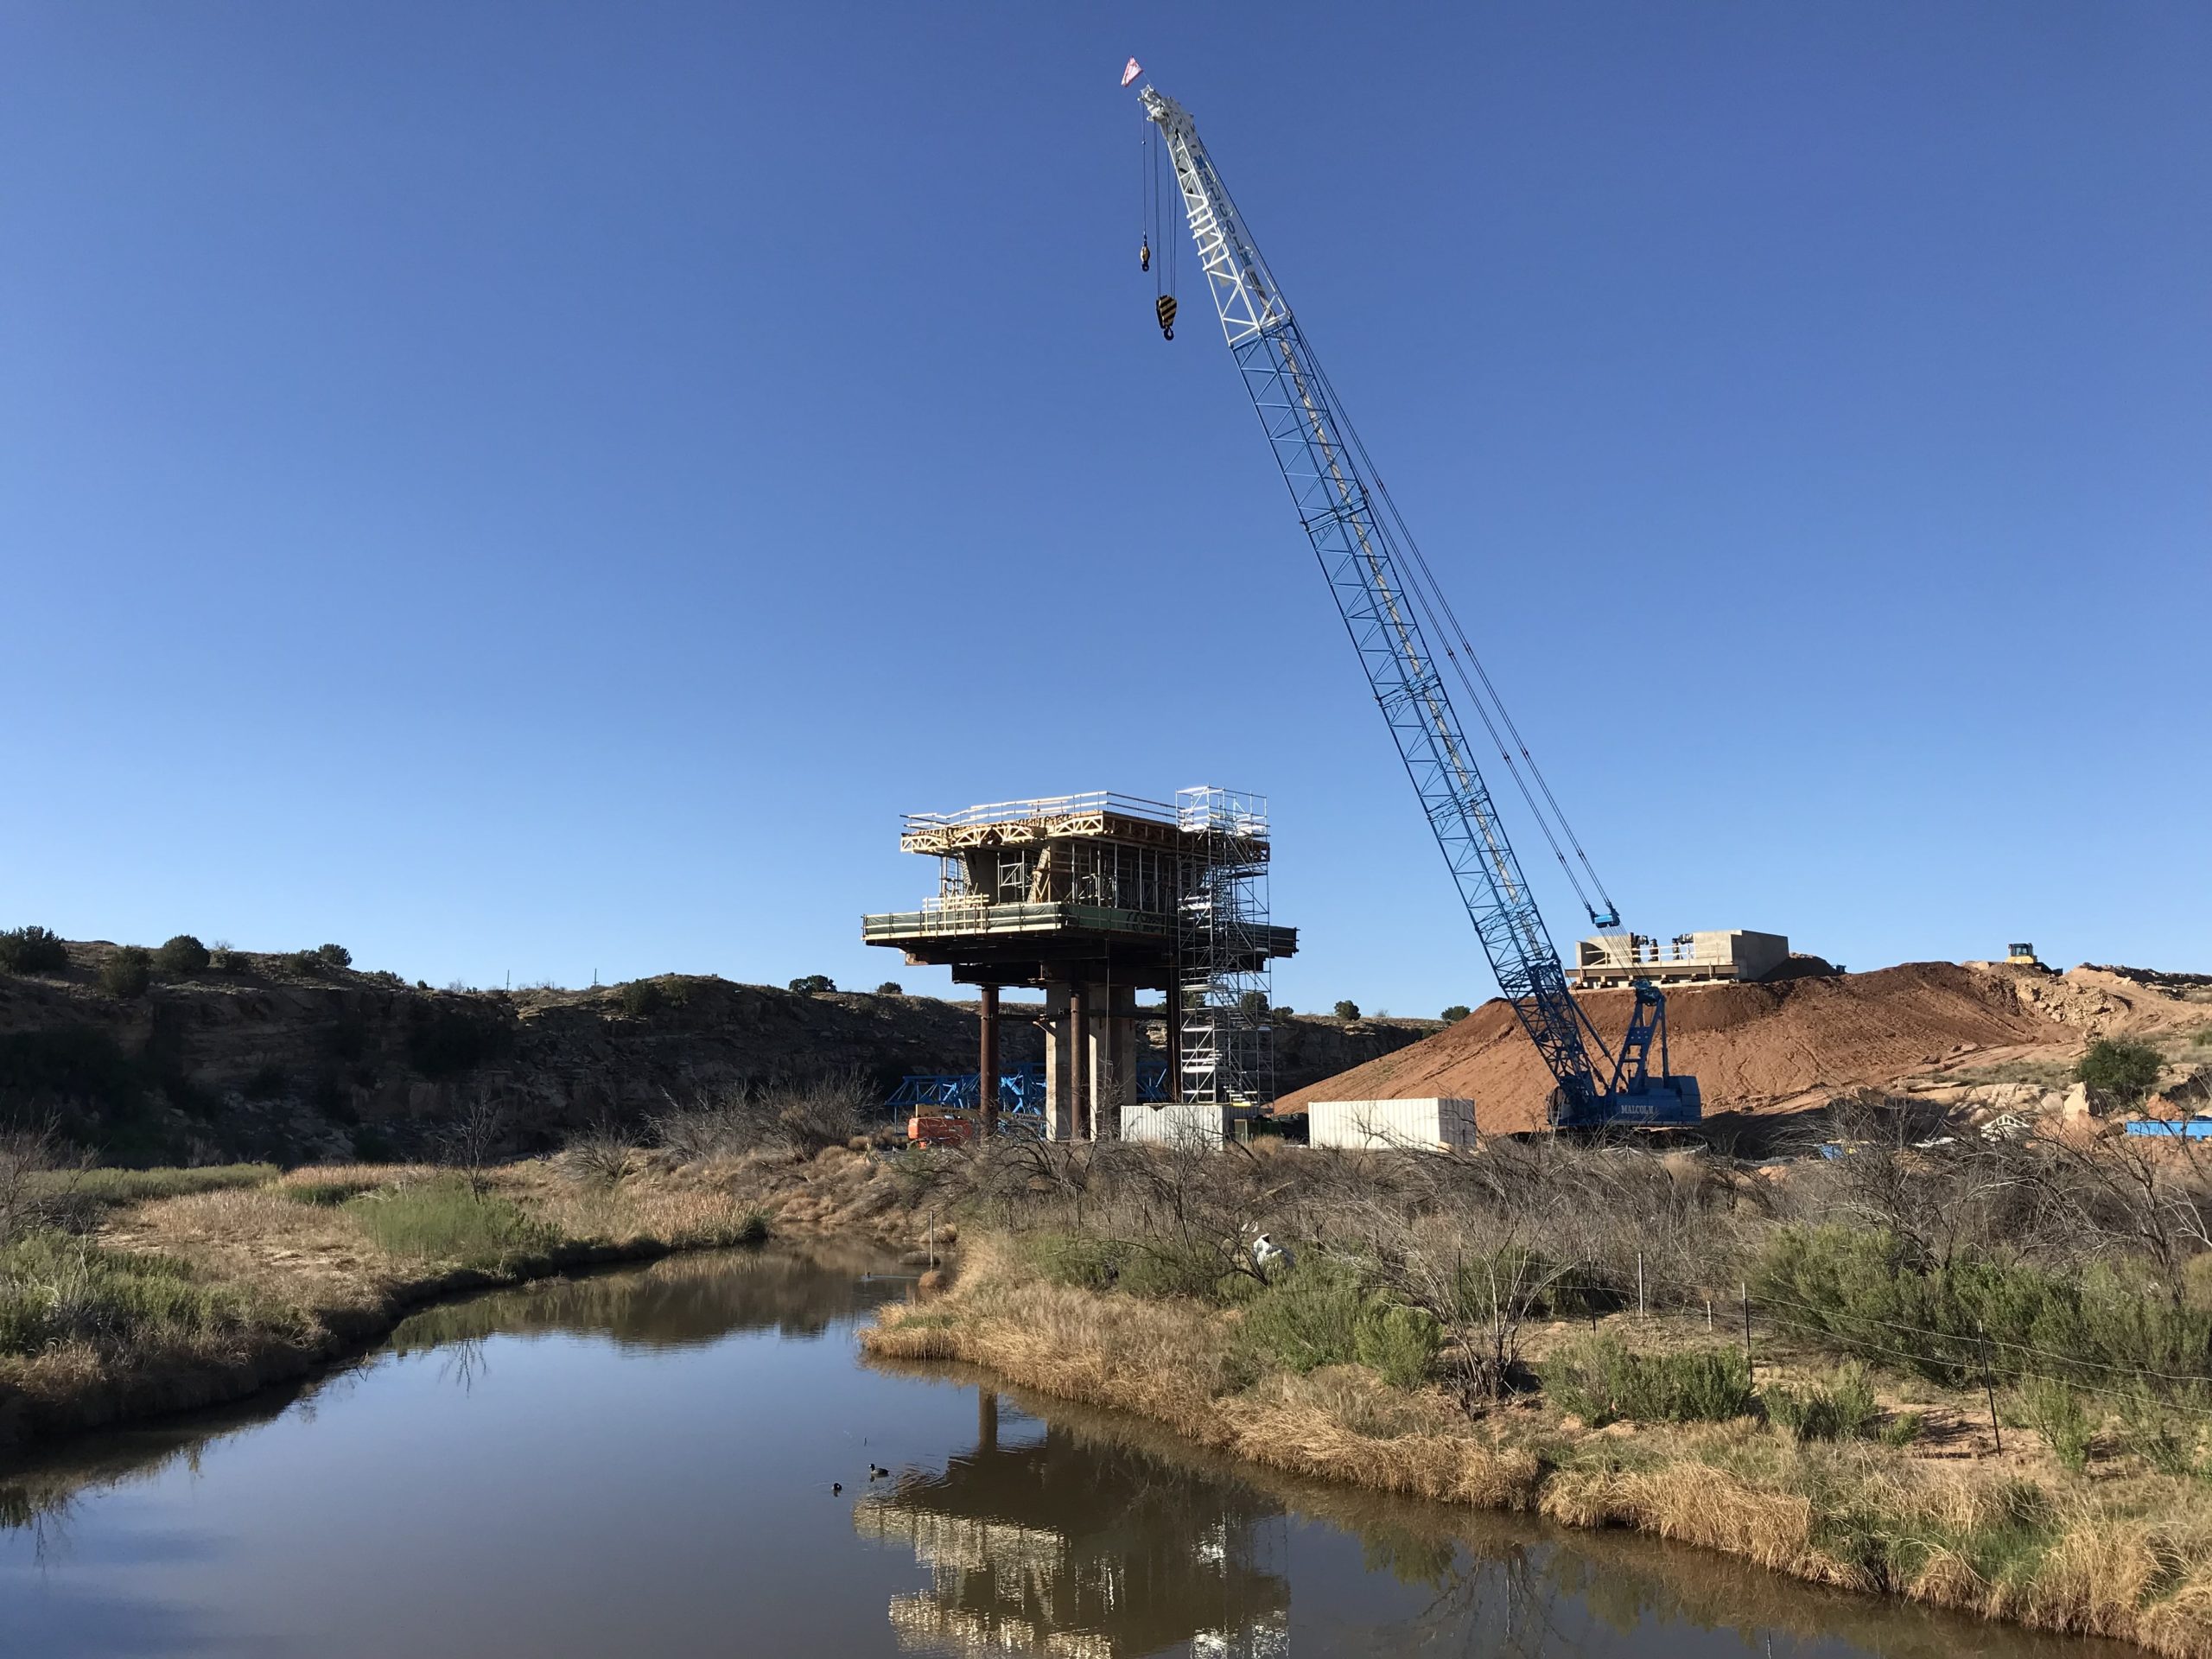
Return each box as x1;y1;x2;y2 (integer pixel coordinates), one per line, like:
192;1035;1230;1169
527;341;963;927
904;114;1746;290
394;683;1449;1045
884;1063;1173;1118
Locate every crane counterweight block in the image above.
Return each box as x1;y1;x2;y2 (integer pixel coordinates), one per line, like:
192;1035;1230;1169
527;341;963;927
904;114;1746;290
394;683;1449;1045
1135;81;1699;1131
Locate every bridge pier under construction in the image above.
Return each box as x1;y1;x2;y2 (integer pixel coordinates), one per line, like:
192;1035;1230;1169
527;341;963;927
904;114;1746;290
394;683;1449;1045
863;791;1297;1141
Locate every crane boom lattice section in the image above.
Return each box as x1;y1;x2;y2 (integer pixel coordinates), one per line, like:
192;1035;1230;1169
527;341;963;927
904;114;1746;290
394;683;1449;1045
1139;86;1697;1127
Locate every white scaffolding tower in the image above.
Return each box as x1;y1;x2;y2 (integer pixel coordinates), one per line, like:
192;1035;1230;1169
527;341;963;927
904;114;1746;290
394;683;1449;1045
1174;787;1275;1109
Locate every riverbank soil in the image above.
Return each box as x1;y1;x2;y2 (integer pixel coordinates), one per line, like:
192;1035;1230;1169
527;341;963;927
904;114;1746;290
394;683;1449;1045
0;1143;946;1452
867;1235;2212;1657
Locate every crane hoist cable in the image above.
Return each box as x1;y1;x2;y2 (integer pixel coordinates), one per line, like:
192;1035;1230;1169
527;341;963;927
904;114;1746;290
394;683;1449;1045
1144;113;1176;339
1139;119;1153;271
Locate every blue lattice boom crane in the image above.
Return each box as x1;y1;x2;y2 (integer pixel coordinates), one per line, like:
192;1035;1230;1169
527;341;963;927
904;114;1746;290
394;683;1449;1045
1135;81;1699;1129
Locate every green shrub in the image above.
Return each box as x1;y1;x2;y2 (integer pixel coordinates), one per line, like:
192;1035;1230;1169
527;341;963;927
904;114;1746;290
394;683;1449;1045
1032;1233;1132;1293
1029;1230;1257;1307
209;944;244;973
734;1211;770;1246
1755;1224;2212;1395
2077;1038;2164;1108
1764;1363;1883;1442
1332;1001;1360;1021
2118;1389;2198;1476
1230;1256;1438;1387
314;944;353;970
2194;1027;2212;1049
345;1178;554;1269
619;979;666;1017
1354;1299;1442;1388
2011;1376;2094;1471
788;974;836;995
0;925;70;975
99;947;153;998
154;935;210;976
1539;1334;1756;1425
874;982;903;996
0;1232;279;1357
1880;1411;1926;1447
1116;1239;1232;1300
1440;1005;1471;1023
1236;1255;1368;1374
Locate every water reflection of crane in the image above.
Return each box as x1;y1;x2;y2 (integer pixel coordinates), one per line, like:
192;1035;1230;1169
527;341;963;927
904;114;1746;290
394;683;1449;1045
853;1389;1290;1657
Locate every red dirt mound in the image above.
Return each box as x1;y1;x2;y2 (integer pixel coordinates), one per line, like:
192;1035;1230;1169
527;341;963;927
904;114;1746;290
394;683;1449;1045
1274;963;2062;1135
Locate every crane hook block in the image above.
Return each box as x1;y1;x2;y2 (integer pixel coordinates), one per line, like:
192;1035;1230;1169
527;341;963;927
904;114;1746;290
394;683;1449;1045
1155;293;1177;340
1140;235;1151;272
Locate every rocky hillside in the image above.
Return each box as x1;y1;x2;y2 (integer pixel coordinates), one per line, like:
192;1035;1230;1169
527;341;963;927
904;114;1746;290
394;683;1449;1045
0;939;1429;1165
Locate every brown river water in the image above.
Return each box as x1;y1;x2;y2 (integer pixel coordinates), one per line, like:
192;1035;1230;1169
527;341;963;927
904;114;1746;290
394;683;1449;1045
0;1246;2137;1658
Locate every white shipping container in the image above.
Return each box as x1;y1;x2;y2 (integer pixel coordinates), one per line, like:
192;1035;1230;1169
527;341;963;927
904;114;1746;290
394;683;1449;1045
1304;1097;1478;1152
1119;1101;1230;1146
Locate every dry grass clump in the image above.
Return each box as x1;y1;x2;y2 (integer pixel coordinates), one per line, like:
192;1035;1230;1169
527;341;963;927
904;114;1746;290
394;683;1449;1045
524;1173;765;1250
1548;1459;1843;1578
868;1237;1230;1425
275;1164;418;1205
109;1185;387;1311
1223;1370;1541;1509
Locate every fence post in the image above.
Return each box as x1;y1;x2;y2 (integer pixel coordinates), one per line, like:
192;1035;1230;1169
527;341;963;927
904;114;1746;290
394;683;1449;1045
1740;1281;1752;1377
1706;1297;1714;1334
1637;1251;1645;1319
1979;1322;2003;1455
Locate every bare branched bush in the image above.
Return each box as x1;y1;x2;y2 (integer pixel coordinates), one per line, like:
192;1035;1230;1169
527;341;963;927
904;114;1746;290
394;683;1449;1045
652;1074;873;1163
1778;1096;2056;1266
0;1122;73;1245
2012;1126;2212;1301
436;1092;508;1192
560;1122;635;1185
1781;1098;2212;1296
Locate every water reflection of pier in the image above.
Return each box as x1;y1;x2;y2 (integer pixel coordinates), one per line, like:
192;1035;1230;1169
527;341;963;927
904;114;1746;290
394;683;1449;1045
855;1389;1290;1658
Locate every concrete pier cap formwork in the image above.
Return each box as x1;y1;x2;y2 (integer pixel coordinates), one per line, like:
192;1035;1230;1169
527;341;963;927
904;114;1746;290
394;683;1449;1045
861;790;1298;1141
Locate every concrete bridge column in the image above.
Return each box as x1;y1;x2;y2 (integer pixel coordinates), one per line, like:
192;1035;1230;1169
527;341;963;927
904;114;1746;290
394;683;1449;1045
977;984;1000;1138
1044;985;1077;1141
1089;982;1137;1139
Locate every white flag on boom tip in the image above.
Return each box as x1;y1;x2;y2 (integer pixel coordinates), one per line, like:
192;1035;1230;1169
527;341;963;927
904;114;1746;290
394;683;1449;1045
1121;57;1142;87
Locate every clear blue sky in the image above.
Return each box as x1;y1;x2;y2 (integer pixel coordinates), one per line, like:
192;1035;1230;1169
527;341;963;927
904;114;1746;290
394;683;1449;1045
4;3;2206;1013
